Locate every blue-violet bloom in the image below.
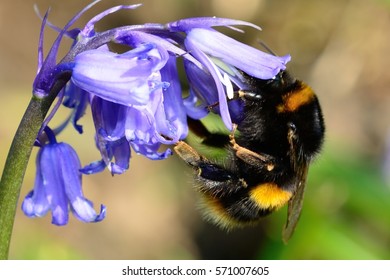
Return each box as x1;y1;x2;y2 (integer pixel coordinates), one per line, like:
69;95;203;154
22;129;106;225
25;1;292;225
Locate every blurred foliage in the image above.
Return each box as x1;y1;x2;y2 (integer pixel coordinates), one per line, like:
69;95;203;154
11;230;85;260
259;144;390;259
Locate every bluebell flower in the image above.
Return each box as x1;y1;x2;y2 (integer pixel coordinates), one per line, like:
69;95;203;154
73;45;177;173
26;1;292;224
22;129;106;225
167;17;291;129
71;44;169;106
81;96;131;175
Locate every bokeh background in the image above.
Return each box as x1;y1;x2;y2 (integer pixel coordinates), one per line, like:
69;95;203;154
1;0;390;259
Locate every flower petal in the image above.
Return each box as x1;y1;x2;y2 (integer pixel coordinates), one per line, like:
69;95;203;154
80;160;105;175
167;17;261;32
184;60;219;106
185;38;233;130
106;138;131;175
62;81;89;134
183;89;209;120
71;198;106;223
130;141;172;160
57;143;106;222
125;106;154;144
187;28;291;79
81;4;142;37
160;55;188;140
40;144;70;225
71;44;167;106
21;150;50;218
91;96;127;141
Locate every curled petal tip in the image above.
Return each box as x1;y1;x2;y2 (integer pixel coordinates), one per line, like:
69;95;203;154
168;17;261;32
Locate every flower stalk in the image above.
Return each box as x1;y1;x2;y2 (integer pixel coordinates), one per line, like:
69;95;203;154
0;77;69;259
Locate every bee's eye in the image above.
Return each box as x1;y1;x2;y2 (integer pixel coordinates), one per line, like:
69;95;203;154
287;122;297;132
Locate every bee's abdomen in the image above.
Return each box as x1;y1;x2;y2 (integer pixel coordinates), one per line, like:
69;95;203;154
199;182;292;229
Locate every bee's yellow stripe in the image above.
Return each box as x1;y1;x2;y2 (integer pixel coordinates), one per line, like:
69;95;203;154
199;194;241;229
277;85;314;113
249;183;292;210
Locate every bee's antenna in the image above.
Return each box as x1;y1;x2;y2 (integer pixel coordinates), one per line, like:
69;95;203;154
257;39;278;56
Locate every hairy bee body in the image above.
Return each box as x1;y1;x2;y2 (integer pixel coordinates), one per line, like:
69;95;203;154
175;71;325;240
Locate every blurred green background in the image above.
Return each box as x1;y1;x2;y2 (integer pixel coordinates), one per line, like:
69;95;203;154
1;0;390;259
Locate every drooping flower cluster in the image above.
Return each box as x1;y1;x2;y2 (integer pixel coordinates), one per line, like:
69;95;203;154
24;0;290;225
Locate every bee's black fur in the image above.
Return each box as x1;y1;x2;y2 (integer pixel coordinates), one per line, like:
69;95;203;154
175;70;325;236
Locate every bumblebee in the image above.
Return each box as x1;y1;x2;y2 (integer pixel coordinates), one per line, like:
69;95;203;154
174;70;325;242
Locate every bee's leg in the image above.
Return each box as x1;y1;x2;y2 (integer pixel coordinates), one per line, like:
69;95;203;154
174;141;247;196
174;141;235;181
187;118;230;148
206;89;260;111
229;124;276;172
174;140;203;167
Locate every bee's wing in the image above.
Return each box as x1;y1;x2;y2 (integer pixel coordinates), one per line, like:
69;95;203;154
282;163;309;243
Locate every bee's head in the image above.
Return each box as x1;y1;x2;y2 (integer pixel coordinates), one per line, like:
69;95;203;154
242;71;297;105
266;71;297;92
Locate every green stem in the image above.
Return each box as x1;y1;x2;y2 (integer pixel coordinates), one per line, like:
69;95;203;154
0;79;66;259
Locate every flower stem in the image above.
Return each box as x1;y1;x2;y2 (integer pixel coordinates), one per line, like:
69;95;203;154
0;78;68;259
